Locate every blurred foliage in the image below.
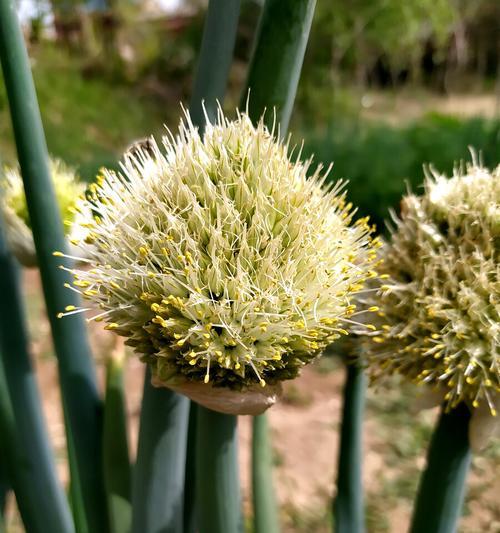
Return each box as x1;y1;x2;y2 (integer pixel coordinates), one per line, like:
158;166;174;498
303;0;499;88
301;114;500;230
0;44;171;181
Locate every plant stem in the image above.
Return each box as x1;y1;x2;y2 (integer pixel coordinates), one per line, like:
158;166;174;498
410;403;472;533
196;407;241;533
0;1;107;530
244;0;317;135
333;362;366;533
184;3;242;531
0;355;45;532
189;0;241;130
0;220;73;533
183;403;198;533
104;339;131;533
252;414;280;533
242;3;317;532
131;367;190;533
64;403;88;533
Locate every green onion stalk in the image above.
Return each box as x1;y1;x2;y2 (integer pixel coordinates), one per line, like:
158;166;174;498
242;1;317;531
129;2;242;532
104;339;132;533
132;367;189;533
188;1;242;532
333;360;366;533
0;219;73;533
410;404;472;533
362;164;499;533
0;0;108;530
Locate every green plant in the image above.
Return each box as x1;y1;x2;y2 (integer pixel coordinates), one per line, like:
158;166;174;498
242;2;317;531
0;0;108;529
333;362;366;533
362;162;499;531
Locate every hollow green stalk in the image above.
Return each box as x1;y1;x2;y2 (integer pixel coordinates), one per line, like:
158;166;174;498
252;414;280;533
333;362;366;533
0;1;107;530
185;2;242;531
242;2;317;531
189;0;241;129
0;217;73;533
183;403;198;533
64;404;88;533
196;407;242;533
132;367;190;533
410;403;472;533
104;341;131;533
0;354;46;532
132;1;242;529
244;0;316;135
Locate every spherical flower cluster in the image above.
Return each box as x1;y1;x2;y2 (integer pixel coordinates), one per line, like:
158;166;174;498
1;158;85;267
63;110;378;393
363;163;499;418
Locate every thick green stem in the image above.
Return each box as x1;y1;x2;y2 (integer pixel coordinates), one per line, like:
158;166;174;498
333;363;366;533
0;221;73;533
242;3;317;532
0;2;107;531
243;0;316;134
0;355;46;532
104;343;131;533
132;368;190;533
184;2;242;531
183;403;198;533
64;404;88;533
410;403;472;533
189;0;241;129
196;407;241;533
252;414;280;533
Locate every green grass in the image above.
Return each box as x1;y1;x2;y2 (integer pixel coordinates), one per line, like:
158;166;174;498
0;43;171;181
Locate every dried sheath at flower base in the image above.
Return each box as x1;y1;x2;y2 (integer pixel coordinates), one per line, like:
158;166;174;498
1;158;87;267
62;109;378;415
362;162;500;449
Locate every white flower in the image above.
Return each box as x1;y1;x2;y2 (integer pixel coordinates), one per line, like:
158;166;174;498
363;162;499;445
63;109;377;400
1;158;87;267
